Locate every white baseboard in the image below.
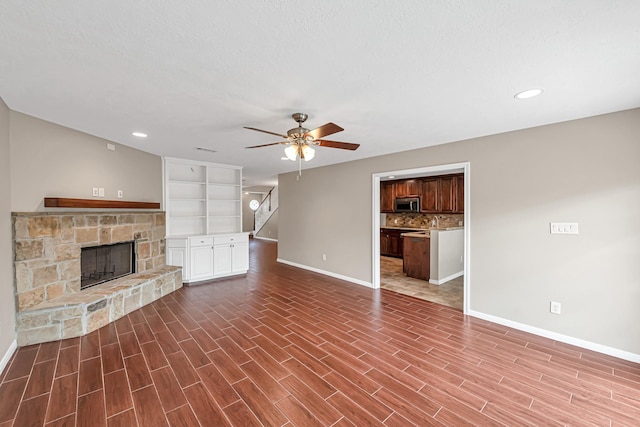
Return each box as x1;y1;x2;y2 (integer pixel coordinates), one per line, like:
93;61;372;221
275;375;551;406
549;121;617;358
0;339;17;374
276;258;373;289
254;236;278;242
429;270;463;285
468;310;640;364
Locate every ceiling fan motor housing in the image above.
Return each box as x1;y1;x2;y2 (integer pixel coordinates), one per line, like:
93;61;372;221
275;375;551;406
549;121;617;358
287;127;310;139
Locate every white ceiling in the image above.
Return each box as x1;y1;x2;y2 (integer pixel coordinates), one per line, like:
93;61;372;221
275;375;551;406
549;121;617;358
1;1;639;187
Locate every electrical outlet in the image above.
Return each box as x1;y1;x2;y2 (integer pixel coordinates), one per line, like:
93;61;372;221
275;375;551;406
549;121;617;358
550;301;562;315
117;190;123;199
550;222;579;235
92;187;99;197
98;188;105;197
322;254;327;261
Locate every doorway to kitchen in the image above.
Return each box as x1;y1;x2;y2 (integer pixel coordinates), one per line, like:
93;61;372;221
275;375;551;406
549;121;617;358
372;162;470;314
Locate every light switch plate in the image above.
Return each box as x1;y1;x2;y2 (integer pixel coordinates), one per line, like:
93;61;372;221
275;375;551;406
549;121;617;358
550;222;579;234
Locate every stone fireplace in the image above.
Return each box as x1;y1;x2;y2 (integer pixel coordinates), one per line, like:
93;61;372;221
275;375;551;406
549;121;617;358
12;211;182;345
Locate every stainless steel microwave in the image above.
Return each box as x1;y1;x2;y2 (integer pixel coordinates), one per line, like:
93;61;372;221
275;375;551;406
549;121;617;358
395;197;420;212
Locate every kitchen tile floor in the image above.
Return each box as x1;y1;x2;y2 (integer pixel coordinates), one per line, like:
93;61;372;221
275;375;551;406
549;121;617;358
380;256;463;310
1;239;638;426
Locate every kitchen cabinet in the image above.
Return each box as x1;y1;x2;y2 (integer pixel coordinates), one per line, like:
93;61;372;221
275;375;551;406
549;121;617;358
213;234;249;278
438;175;455;213
420;178;439;212
395;179;422;198
380;228;404;258
380;181;395;213
165;233;249;283
454;174;464;213
403;235;430;280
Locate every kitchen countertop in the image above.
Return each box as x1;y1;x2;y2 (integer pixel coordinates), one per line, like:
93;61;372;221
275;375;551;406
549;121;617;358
381;226;426;231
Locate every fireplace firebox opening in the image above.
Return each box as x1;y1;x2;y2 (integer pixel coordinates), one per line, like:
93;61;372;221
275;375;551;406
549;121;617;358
80;241;136;290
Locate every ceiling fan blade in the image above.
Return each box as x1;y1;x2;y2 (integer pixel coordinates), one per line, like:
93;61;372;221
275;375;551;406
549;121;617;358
244;127;288;139
245;142;285;149
317;140;360;150
305;123;344;140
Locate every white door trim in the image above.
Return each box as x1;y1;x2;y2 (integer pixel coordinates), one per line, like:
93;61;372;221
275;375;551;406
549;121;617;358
372;162;471;314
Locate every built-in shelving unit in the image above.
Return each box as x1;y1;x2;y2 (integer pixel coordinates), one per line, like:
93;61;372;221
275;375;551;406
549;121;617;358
163;158;242;236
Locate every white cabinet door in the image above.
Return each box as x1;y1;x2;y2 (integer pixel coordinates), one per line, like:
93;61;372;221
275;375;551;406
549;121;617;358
213;244;232;276
231;242;249;273
190;245;213;281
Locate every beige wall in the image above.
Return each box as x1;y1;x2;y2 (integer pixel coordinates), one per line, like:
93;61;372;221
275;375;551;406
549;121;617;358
10;111;162;212
279;108;640;355
0;98;16;362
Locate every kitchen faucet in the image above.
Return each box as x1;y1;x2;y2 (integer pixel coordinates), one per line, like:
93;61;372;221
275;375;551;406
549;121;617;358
432;215;439;228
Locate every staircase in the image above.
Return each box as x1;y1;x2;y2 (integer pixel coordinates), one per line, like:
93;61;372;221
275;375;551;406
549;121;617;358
254;186;278;235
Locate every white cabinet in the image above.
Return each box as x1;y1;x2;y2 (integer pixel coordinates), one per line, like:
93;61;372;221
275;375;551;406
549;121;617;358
165;233;248;283
189;237;214;282
213;234;249;278
164;157;242;236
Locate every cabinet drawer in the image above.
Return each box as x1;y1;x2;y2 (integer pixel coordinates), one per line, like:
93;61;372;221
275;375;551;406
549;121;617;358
189;236;213;247
214;234;248;245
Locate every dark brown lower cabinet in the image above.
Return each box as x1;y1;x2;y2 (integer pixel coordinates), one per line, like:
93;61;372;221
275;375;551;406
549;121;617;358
403;236;430;280
380;229;404;258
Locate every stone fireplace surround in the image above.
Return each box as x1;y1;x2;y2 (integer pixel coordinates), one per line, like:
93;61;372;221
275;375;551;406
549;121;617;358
12;211;182;346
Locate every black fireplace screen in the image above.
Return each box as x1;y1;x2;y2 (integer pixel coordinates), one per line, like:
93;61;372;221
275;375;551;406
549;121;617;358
80;241;135;290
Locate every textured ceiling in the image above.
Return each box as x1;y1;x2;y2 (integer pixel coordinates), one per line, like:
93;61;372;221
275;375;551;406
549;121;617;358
1;1;639;187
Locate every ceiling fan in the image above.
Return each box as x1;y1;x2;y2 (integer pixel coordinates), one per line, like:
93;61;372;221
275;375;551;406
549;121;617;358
244;113;360;163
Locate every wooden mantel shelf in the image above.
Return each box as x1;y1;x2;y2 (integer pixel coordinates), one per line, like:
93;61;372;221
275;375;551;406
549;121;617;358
44;198;161;209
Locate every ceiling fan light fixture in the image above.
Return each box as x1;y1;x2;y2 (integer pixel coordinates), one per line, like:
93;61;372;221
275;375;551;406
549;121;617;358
284;145;298;161
301;144;315;161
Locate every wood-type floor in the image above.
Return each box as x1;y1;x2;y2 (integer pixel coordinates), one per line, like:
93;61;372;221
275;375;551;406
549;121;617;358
1;239;639;426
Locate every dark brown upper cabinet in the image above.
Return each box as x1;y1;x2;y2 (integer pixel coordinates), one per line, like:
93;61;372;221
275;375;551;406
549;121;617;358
380;181;396;213
438;175;456;213
420;178;439;213
454;174;464;213
395;179;422;198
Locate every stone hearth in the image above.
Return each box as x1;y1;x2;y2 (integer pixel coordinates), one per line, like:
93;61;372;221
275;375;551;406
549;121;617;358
12;211;182;345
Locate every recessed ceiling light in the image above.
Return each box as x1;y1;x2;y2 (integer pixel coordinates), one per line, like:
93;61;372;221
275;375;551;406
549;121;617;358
195;147;217;153
514;89;543;99
132;132;147;138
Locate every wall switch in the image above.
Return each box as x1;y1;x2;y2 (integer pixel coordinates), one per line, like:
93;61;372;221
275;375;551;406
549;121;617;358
322;254;327;261
92;187;99;197
550;222;579;235
98;187;105;197
106;143;115;151
550;301;562;315
117;190;123;199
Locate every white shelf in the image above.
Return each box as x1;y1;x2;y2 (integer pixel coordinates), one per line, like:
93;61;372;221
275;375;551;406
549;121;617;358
164;157;242;236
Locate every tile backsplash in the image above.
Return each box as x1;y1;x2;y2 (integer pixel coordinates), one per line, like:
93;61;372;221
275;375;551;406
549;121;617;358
383;212;463;229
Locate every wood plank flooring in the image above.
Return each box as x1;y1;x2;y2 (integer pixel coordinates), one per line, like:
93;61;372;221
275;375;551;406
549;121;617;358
1;238;639;426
